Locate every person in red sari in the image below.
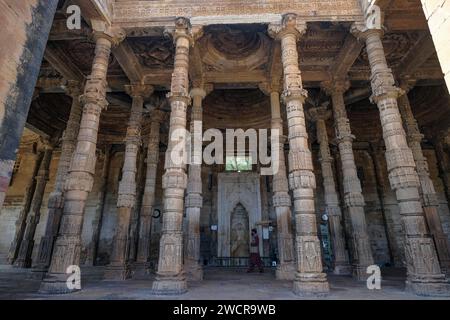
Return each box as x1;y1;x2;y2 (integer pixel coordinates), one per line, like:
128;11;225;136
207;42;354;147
247;228;264;273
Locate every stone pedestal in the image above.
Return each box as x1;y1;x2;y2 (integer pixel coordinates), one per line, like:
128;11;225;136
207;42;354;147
33;81;83;275
322;80;374;280
39;26;125;294
152;18;202;295
269;14;329;297
309;106;352;275
105;84;154;280
352;20;450;296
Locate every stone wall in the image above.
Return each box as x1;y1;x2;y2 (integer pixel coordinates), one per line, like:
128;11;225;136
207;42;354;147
0;0;57;209
421;0;450;90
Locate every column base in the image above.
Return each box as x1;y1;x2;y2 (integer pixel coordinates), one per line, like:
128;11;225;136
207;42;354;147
333;263;352;276
152;275;188;295
292;272;330;297
276;262;296;280
104;263;132;281
353;264;371;281
406;278;450;297
184;260;203;281
132;262;153;279
39;272;80;295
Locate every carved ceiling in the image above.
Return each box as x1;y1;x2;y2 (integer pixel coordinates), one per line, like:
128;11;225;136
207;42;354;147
28;0;449;146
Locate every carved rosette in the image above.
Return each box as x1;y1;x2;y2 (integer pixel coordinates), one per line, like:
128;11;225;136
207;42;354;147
269;14;329;296
40;26;124;294
309;106;351;275
352;15;450;295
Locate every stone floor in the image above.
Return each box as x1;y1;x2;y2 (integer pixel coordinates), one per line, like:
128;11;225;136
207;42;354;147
0;266;449;300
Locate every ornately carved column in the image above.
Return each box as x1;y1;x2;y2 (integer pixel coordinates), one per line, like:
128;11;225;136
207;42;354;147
39;25;125;294
152;18;202;295
259;82;296;280
106;83;154;280
309;106;352;275
184;87;208;281
398;78;450;274
33;81;83;274
322;80;374;280
14;144;53;268
135;110;165;274
268;14;329;296
352;19;450;295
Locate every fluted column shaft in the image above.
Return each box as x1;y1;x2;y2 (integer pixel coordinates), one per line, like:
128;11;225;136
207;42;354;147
355;24;449;296
310;107;351;275
269;14;329;297
136;111;164;269
106;84;153;280
14;146;53;268
152;18;198;295
40;27;124;294
398;90;450;273
33;82;83;273
327;84;374;279
269;90;296;280
184;88;205;281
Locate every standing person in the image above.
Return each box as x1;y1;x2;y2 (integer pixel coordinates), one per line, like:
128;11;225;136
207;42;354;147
247;228;264;273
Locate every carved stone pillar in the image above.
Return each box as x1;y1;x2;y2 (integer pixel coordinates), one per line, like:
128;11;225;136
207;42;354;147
398;79;450;274
309;106;352;275
105;84;154;280
184;87;208;281
152;18;202;295
7;93;43;265
259;82;296;280
369;142;405;267
135;110;165;273
434;139;450;205
39;25;125;294
33;81;83;274
352;21;450;296
14;144;53;268
322;80;374;280
268;14;329;297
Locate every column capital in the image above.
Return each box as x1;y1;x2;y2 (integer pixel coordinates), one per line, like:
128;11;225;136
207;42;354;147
91;20;126;47
64;80;82;98
308;106;332;122
321;79;350;95
398;76;417;93
164;17;204;46
259;82;282;95
190;87;210;100
268;13;307;40
124;83;154;99
150;109;166;124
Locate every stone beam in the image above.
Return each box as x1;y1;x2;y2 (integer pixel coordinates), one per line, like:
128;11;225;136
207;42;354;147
73;0;112;25
396;32;436;77
329;34;363;79
44;43;85;83
112;40;144;83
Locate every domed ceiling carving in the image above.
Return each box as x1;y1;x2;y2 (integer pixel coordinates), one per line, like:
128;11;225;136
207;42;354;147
201;25;270;72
